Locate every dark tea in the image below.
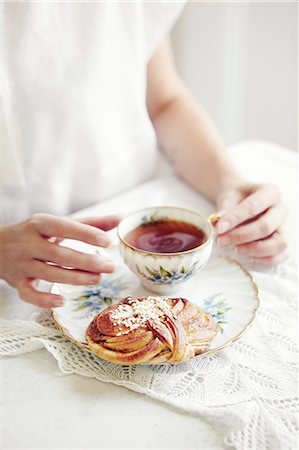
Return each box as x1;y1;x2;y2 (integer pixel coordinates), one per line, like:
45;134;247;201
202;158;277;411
125;219;207;253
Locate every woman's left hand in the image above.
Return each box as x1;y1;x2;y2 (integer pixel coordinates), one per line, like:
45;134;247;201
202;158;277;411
216;183;288;266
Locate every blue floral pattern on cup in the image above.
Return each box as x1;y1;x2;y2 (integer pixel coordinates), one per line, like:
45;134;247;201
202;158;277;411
137;262;200;285
72;277;128;313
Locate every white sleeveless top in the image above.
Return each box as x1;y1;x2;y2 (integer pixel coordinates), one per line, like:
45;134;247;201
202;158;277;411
2;2;185;223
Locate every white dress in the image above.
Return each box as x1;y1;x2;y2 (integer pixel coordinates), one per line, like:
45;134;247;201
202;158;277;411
1;2;185;223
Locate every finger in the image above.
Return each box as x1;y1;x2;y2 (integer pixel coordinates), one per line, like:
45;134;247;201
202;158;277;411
32;214;111;247
217;184;280;234
217;205;286;246
217;189;243;212
49;214;121;245
18;278;65;308
236;231;288;258
250;250;289;267
34;241;116;273
28;260;103;285
78;214;121;231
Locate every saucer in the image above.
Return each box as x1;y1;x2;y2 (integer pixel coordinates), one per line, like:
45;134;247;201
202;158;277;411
48;239;259;360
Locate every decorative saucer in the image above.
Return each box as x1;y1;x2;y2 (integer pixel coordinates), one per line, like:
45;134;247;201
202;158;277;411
47;239;259;360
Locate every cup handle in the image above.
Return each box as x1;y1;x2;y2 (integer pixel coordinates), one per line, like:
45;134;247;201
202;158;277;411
208;212;221;227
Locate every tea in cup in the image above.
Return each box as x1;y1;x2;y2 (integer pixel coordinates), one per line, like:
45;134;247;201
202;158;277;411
117;206;217;294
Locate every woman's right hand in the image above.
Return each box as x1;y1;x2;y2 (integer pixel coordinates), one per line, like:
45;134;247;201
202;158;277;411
0;213;120;308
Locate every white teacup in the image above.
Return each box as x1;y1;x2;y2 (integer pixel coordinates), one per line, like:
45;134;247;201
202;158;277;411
117;206;218;294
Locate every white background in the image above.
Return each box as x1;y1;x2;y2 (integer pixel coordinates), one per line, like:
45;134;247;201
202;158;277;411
171;1;298;151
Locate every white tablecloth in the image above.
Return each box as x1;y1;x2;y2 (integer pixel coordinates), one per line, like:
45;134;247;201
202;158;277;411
1;140;297;450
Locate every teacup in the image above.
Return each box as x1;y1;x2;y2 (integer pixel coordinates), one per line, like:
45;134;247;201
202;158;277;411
117;206;219;294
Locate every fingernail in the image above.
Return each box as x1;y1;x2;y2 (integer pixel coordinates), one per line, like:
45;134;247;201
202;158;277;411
89;274;100;283
101;261;116;272
217;236;231;246
217;221;230;234
237;246;248;254
53;297;65;307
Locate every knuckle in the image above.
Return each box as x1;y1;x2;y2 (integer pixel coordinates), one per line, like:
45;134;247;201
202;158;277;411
41;267;65;283
51;220;66;236
77;273;92;284
35;298;48;308
253;240;263;251
63;269;78;282
278;239;288;253
74;253;93;271
229;214;241;228
48;244;62;261
94;274;101;284
259;221;272;236
65;271;92;285
245;199;257;217
71;278;84;285
37;263;51;280
85;253;96;266
233;229;248;244
28;213;47;229
90;255;105;271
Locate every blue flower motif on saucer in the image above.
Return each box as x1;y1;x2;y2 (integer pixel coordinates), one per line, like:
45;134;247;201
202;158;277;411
202;293;231;333
73;277;128;314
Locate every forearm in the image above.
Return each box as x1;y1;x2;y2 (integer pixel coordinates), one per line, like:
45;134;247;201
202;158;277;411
151;87;243;203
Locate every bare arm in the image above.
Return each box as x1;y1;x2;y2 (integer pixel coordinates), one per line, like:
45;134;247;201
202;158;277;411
146;39;288;266
146;39;242;203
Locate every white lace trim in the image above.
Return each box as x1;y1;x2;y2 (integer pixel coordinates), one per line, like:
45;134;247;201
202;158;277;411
1;263;298;450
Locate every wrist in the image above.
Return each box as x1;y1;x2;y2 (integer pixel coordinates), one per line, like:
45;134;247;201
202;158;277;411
197;149;246;205
214;172;245;207
218;172;245;191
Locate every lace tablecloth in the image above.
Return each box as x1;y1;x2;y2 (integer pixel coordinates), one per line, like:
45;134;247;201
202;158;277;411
1;142;298;450
1;262;297;450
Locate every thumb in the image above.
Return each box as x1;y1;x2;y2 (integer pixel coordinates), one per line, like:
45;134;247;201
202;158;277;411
216;190;243;235
78;214;121;231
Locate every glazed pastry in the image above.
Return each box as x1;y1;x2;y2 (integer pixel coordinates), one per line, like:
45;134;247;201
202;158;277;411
86;296;218;365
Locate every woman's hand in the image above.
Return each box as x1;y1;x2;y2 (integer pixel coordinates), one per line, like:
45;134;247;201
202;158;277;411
0;213;120;308
216;183;288;266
